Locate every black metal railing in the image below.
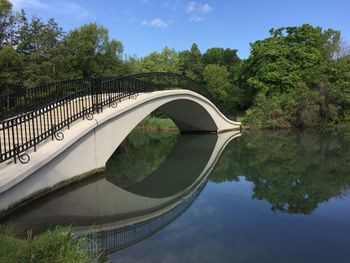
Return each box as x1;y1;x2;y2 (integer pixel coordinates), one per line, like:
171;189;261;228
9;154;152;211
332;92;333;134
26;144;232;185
0;73;228;164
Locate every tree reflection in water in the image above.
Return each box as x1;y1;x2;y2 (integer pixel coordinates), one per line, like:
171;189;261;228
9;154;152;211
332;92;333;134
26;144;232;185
210;128;350;214
105;128;179;188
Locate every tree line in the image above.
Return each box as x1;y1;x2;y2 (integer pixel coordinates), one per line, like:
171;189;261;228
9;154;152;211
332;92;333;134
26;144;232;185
1;0;350;127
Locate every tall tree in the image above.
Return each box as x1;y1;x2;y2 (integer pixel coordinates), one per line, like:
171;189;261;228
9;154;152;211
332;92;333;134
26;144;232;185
17;16;64;85
0;0;15;46
202;47;240;72
61;23;124;77
0;45;23;87
140;47;180;72
178;43;203;82
203;64;232;106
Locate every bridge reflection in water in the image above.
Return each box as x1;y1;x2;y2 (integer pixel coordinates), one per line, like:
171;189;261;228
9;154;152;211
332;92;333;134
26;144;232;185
6;130;240;257
83;181;206;257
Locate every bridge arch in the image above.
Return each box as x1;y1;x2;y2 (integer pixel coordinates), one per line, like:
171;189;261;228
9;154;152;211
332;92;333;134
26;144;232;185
0;89;240;213
94;90;240;166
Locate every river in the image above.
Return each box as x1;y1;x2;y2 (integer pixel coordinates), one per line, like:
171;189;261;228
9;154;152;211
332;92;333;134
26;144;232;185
3;127;350;262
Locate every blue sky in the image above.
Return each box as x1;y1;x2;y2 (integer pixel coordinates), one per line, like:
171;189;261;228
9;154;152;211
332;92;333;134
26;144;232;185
9;0;350;59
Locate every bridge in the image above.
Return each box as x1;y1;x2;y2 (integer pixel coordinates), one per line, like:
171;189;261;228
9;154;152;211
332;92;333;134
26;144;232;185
4;131;241;256
0;73;240;213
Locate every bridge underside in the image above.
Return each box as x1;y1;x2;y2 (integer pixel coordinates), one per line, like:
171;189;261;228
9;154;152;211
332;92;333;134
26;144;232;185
159;99;217;132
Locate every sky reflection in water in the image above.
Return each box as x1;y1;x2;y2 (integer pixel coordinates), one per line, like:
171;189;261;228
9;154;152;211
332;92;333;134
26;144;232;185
112;129;350;263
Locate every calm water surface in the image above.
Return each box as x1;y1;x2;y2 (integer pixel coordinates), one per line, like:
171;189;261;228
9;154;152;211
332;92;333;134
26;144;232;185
5;128;350;262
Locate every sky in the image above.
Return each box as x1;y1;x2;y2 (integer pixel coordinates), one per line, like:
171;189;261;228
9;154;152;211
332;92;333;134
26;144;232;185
9;0;350;59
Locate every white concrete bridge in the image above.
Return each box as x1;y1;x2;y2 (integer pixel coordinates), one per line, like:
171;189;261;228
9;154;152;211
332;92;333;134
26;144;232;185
0;73;240;214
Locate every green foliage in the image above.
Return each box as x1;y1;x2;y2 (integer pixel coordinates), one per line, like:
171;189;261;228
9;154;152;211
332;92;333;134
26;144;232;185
203;64;231;102
241;24;350;127
123;55;142;74
178;43;203;82
0;2;126;88
140;47;180;72
0;45;23;87
61;23;124;78
139;117;177;130
17;16;64;85
202;47;240;72
0;225;90;263
0;0;16;46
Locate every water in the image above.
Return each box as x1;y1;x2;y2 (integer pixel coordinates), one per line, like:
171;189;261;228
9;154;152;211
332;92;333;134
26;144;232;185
4;128;350;262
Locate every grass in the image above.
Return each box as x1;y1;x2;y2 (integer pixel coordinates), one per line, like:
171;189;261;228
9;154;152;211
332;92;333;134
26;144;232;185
137;117;178;131
0;225;91;263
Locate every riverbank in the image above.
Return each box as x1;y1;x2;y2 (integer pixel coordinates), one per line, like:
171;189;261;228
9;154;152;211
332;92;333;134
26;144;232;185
137;117;178;131
0;225;92;262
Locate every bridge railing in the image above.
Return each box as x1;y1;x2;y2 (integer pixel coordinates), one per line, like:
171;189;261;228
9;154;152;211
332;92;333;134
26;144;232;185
0;73;229;164
0;76;154;164
129;73;231;116
0;77;122;121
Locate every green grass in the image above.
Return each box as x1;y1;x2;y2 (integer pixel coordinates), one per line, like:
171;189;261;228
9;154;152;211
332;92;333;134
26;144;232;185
0;225;91;263
137;117;178;131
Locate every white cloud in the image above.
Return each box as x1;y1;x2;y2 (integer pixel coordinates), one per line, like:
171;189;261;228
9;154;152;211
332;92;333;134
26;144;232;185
161;0;181;10
57;3;89;18
186;1;212;22
186;1;197;13
201;3;213;13
9;0;91;20
190;15;204;23
142;18;169;28
10;0;48;9
186;1;213;14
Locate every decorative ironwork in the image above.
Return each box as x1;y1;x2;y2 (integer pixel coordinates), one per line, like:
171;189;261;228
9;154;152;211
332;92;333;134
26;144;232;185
0;73;229;164
84;107;94;120
51;125;65;141
110;101;118;108
129;93;138;100
54;131;64;141
14;144;30;164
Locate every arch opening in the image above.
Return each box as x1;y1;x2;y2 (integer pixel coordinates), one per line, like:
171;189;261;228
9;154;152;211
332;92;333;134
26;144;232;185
98;95;224;168
158;99;218;132
105;112;180;189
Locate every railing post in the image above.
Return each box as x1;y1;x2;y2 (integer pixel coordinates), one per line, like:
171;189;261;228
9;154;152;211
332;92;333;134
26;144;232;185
91;75;102;114
14;82;25;115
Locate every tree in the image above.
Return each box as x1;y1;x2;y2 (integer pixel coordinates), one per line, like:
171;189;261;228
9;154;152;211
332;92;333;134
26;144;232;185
61;23;124;77
140;47;180;72
16;16;64;85
240;24;345;127
123;55;142;74
178;43;203;82
202;47;240;72
0;0;15;46
203;64;232;105
0;45;23;86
